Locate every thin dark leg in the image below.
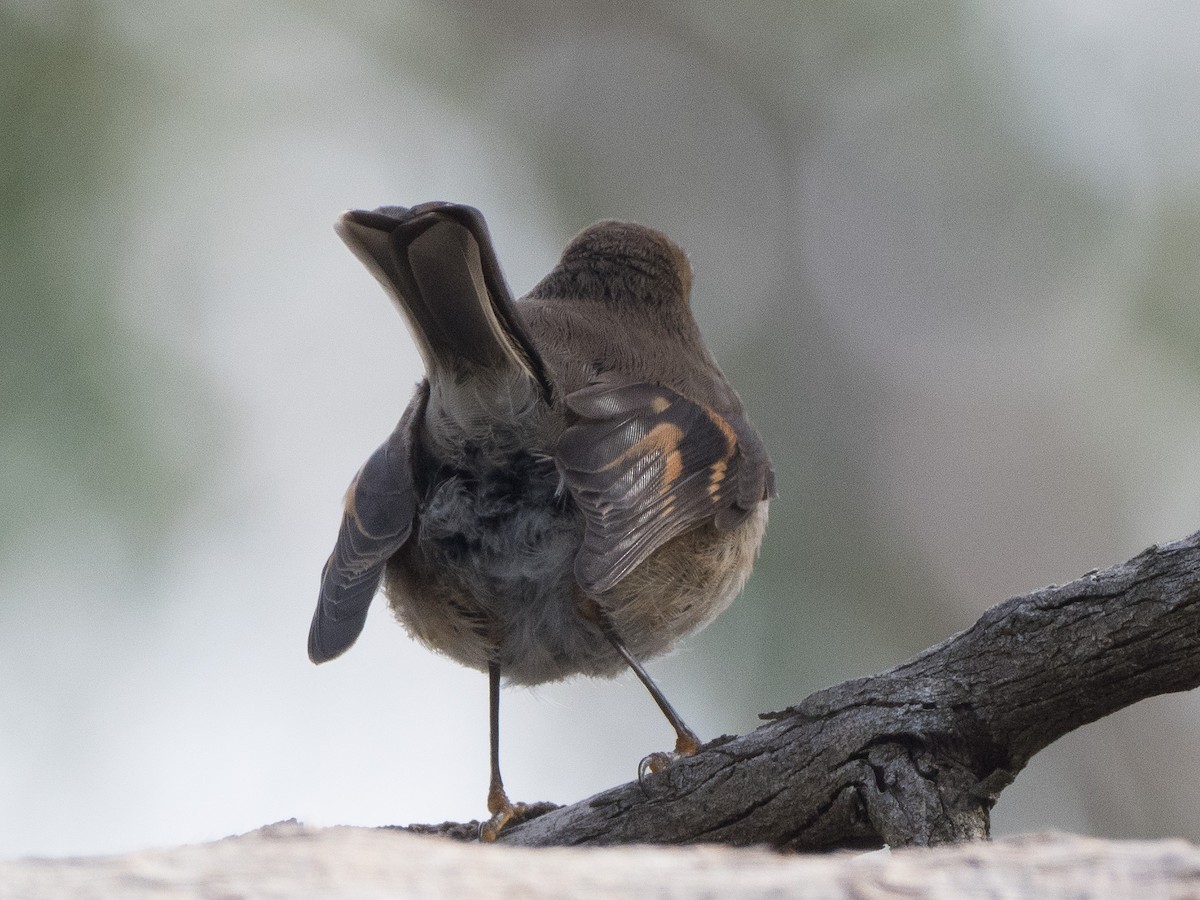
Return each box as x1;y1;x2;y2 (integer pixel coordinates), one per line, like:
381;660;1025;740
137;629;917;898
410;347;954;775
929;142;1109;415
600;618;702;777
480;660;524;841
487;659;505;810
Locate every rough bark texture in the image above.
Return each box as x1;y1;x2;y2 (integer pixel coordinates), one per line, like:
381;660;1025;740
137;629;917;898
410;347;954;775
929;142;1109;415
487;531;1200;850
3;823;1198;899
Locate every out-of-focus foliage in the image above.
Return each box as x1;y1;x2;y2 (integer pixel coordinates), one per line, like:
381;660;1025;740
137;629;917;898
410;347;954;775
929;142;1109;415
0;14;211;559
2;0;1199;858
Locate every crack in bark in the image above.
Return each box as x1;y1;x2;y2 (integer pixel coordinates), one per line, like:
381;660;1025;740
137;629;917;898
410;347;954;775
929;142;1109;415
688;788;787;840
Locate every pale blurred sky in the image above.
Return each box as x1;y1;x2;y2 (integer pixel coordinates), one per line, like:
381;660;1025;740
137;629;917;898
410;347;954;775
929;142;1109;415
2;0;1199;858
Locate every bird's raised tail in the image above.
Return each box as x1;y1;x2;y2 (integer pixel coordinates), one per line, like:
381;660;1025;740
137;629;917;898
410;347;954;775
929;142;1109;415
335;202;551;400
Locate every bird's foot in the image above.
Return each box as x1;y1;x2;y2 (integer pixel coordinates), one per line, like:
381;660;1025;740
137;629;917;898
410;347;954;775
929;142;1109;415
479;786;529;843
637;730;702;785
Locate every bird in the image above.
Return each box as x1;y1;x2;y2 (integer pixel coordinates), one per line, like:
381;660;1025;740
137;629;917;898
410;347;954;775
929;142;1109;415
308;201;774;841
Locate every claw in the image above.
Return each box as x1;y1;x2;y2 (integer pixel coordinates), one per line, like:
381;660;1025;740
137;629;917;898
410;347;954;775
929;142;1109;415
637;751;676;784
480;777;528;842
637;730;703;786
479;800;529;842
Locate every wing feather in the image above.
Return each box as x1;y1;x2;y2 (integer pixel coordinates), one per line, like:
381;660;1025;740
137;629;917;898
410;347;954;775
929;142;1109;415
307;389;426;663
556;382;772;594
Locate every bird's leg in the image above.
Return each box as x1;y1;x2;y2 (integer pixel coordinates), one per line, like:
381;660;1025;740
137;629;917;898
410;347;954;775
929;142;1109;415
599;617;703;782
479;659;526;842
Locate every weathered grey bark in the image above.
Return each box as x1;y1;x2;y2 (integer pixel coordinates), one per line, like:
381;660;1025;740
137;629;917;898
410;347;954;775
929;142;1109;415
484;531;1200;850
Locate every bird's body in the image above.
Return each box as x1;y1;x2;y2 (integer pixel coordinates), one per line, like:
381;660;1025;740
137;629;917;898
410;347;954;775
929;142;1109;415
385;274;768;685
309;202;773;837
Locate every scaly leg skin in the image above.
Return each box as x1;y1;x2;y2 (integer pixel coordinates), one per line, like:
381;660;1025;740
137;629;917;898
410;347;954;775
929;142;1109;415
479;660;527;842
480;775;527;843
600;619;704;785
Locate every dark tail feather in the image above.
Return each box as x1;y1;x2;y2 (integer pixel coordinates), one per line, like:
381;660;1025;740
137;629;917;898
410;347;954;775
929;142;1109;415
335;202;551;399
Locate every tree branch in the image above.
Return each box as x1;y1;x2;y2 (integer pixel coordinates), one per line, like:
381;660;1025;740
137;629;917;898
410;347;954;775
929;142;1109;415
490;531;1200;850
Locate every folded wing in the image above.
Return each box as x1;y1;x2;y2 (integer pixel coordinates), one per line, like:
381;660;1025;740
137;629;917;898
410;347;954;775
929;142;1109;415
307;393;423;663
556;382;774;594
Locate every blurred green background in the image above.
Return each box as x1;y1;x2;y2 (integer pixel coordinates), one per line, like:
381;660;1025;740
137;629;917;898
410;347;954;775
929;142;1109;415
3;0;1199;857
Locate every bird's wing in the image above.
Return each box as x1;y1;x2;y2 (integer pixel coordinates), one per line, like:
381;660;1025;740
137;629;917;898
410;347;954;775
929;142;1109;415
556;381;774;594
307;388;426;663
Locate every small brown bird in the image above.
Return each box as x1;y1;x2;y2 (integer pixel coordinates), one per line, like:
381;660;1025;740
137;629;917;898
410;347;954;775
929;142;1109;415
309;202;773;840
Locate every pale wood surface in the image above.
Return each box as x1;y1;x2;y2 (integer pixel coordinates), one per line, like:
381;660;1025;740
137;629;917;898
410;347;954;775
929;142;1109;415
3;824;1198;899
